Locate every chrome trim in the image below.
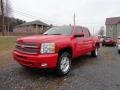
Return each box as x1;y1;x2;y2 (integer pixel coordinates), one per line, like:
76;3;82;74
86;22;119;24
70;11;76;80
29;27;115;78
15;42;39;54
21;45;38;48
15;49;37;54
16;43;38;48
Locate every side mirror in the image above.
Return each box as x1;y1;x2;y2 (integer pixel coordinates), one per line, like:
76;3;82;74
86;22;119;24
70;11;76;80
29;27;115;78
74;32;84;38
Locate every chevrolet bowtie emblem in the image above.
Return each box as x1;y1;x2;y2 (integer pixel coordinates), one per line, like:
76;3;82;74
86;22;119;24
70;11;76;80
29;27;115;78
21;45;25;48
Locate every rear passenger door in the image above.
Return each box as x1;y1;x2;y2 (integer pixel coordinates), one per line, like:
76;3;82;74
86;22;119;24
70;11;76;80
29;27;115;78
82;29;93;53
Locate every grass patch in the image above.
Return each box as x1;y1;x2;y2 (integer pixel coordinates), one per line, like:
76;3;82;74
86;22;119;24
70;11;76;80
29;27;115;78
0;36;19;69
0;36;18;53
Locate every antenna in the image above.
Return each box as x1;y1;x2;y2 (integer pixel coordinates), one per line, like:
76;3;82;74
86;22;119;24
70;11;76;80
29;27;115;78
73;13;76;30
74;13;76;26
93;27;94;36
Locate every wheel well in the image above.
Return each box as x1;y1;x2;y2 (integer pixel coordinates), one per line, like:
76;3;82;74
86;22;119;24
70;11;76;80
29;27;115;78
58;47;72;57
96;42;100;48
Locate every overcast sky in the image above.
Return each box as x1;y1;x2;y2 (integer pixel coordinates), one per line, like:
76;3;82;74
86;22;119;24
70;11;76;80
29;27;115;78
11;0;120;33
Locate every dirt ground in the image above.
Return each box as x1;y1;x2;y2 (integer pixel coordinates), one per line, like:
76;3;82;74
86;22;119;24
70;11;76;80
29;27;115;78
0;43;120;90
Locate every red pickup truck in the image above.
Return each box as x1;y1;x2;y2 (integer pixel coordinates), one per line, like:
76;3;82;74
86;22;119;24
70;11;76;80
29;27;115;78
13;26;99;75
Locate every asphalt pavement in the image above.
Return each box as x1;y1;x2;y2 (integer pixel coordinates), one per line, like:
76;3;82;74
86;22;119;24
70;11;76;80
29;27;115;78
0;47;120;90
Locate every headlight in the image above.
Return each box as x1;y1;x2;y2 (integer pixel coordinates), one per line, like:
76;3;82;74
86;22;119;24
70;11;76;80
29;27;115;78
40;43;55;54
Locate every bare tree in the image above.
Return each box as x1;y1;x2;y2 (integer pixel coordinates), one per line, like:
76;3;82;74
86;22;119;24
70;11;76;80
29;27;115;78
5;0;12;17
5;0;12;35
0;0;12;16
0;0;5;35
0;0;12;35
98;26;105;36
0;1;1;14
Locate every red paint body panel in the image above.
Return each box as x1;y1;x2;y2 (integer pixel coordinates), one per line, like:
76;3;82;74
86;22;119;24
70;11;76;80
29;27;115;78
13;51;58;69
13;26;99;69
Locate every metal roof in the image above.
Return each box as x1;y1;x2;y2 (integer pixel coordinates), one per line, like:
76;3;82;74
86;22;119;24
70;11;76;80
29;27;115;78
16;20;49;27
106;17;120;25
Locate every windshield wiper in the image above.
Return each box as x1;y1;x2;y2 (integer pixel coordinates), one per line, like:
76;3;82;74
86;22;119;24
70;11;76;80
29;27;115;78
43;34;62;35
50;34;62;35
43;34;48;35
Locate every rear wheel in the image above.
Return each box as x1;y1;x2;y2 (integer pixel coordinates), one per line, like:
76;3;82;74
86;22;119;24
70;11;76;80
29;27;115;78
56;52;71;76
102;43;104;46
118;50;120;54
91;47;98;57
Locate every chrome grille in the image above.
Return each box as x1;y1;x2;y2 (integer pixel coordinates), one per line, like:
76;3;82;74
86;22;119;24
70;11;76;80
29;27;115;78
15;42;39;54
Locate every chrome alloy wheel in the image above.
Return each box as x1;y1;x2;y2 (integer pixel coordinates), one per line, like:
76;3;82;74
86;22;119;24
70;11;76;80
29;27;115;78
95;48;98;56
60;56;70;73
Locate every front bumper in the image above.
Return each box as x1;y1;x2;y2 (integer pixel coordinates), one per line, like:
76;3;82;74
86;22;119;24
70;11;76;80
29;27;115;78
13;51;58;69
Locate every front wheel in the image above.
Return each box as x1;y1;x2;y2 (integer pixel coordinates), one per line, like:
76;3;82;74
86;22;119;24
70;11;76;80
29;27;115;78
56;52;71;76
91;47;98;57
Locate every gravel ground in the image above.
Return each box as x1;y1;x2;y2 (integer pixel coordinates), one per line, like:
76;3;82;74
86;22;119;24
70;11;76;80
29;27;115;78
0;47;120;90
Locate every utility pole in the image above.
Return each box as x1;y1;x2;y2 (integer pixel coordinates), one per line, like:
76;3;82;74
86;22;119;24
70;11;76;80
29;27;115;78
0;0;5;36
93;27;94;36
73;13;76;30
74;13;76;26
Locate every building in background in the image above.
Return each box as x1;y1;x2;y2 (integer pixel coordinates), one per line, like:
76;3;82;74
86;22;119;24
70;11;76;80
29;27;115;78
13;20;50;34
106;17;120;40
0;15;26;32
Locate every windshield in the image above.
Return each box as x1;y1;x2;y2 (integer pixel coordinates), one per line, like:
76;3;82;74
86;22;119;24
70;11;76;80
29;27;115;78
43;26;72;36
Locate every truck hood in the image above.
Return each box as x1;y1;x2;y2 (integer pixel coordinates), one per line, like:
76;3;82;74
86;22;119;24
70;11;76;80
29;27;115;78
17;35;70;44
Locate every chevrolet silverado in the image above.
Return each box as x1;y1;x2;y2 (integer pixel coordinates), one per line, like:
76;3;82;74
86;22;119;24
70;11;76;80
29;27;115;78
13;26;100;75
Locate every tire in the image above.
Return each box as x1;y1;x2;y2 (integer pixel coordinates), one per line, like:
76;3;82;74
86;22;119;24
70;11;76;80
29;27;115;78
56;52;71;76
118;50;120;54
91;47;98;57
102;44;104;46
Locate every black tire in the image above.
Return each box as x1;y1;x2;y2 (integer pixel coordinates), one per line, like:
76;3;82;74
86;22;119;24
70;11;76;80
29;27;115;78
91;47;98;57
102;44;104;46
56;52;71;76
118;50;120;54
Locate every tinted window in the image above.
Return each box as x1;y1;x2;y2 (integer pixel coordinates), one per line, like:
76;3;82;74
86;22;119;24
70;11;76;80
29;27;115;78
74;27;83;34
83;29;90;37
44;26;72;36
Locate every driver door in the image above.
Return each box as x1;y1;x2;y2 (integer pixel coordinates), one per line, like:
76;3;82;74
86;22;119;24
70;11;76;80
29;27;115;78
73;27;85;57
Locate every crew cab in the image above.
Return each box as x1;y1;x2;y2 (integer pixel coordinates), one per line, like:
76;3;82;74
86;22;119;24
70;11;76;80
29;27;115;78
13;26;100;75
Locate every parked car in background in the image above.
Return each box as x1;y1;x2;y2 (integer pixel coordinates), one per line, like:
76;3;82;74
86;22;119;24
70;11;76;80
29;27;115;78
97;35;105;43
13;26;100;75
117;36;120;54
102;37;116;46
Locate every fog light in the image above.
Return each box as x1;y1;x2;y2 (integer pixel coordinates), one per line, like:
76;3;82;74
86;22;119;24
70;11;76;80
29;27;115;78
41;63;47;67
